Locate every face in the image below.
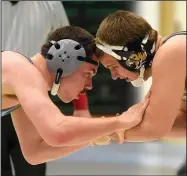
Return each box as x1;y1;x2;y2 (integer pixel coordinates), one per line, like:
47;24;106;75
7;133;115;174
100;53;139;81
57;58;98;103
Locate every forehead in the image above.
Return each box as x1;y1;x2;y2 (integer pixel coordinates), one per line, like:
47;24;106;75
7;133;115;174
100;53;119;65
83;61;98;71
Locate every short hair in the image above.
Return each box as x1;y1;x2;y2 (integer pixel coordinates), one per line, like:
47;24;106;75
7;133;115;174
41;25;103;58
96;10;158;46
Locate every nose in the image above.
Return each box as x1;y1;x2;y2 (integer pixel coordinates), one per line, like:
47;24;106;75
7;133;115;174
111;71;119;80
85;79;93;90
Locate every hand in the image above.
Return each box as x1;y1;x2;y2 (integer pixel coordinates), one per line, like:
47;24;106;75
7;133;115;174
117;97;149;130
73;109;92;118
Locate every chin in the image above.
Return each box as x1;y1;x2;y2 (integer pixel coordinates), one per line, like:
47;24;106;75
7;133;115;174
63;99;71;103
58;95;73;103
63;98;74;103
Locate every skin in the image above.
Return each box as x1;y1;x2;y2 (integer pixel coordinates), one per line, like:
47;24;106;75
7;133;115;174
100;34;186;142
2;51;149;164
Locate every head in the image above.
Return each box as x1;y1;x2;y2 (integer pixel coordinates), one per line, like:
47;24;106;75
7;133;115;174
41;26;102;102
96;10;158;87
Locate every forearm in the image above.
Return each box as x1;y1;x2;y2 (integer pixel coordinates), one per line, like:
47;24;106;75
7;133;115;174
120;90;157;142
55;115;121;146
26;140;89;165
124;116;175;142
124;123;159;142
123;110;165;142
11;108;90;165
123;100;186;142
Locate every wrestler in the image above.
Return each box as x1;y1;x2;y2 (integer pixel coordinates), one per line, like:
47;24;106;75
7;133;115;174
95;10;186;143
2;26;149;164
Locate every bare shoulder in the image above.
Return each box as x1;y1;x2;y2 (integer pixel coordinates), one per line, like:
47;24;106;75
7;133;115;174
165;35;186;54
2;51;31;88
2;51;46;87
153;35;186;72
2;51;32;78
2;51;28;64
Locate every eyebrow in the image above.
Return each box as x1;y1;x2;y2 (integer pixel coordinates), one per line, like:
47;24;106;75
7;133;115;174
106;64;117;69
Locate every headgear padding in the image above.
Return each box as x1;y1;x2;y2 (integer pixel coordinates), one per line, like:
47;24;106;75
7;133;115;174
46;39;86;77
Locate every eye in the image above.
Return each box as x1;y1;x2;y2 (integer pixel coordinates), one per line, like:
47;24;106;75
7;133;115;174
91;70;97;76
84;73;90;79
110;66;118;71
85;72;95;79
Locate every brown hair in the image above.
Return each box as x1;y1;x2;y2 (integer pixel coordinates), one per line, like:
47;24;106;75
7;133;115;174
41;26;103;58
96;10;158;46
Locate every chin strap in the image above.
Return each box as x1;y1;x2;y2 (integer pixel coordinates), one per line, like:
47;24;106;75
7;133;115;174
131;66;145;87
51;69;63;96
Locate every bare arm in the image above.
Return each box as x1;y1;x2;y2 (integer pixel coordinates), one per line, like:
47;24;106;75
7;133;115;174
11;107;90;165
3;51;136;147
11;94;106;165
123;36;186;142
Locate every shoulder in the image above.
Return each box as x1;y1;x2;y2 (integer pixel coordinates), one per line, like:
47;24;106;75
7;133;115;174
153;35;186;73
2;51;31;69
2;51;37;84
163;34;186;51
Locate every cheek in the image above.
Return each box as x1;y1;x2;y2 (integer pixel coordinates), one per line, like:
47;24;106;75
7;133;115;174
71;74;85;90
58;81;67;94
116;67;127;77
125;70;139;79
59;77;73;92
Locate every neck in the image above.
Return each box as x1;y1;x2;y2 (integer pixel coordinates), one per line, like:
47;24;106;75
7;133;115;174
144;68;152;81
31;53;54;91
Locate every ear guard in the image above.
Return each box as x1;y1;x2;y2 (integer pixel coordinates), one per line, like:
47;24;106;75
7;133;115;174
44;39;98;96
96;34;156;87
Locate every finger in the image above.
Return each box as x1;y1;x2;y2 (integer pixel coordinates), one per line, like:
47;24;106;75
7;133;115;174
116;113;120;116
127;104;140;113
131;99;149;117
137;98;149;115
128;98;149;116
127;102;144;113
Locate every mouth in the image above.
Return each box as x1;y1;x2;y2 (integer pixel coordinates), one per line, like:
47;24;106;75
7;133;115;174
74;89;86;100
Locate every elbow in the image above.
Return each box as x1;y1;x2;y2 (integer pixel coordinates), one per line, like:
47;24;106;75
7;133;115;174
42;127;73;147
24;155;42;166
22;145;69;165
21;147;43;165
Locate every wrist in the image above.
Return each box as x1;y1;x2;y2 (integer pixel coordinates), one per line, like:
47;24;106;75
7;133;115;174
115;113;130;131
110;116;124;132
